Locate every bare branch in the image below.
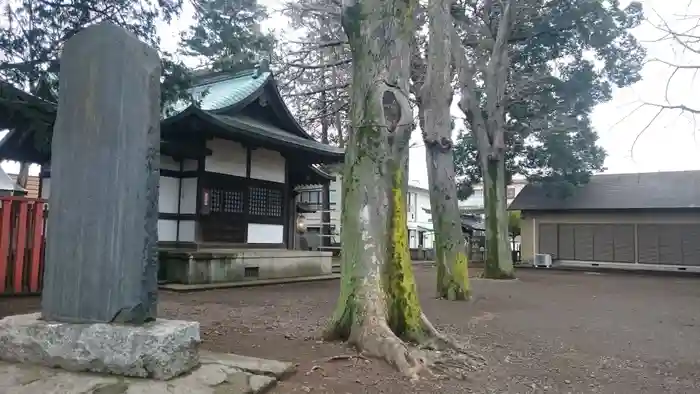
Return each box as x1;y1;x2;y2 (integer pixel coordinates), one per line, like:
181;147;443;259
287;82;349;96
286;57;351;69
451;25;490;153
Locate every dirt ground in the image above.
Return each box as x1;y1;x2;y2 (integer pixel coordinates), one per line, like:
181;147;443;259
2;266;700;393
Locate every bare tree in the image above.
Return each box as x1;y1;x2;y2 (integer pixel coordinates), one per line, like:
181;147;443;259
273;1;350;144
622;9;700;143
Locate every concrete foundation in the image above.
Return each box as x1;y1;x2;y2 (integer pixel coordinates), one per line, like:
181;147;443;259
160;248;333;285
0;313;200;380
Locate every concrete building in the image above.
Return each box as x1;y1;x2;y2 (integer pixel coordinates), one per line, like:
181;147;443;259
509;170;700;272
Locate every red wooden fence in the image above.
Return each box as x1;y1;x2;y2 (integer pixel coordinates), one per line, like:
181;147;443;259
0;197;47;295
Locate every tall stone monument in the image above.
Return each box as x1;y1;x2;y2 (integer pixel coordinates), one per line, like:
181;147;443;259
42;21;160;326
0;22;200;380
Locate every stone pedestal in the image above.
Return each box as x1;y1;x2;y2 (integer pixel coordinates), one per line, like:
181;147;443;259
0;313;200;380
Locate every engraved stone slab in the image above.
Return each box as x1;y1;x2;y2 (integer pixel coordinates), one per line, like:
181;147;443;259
0;313;200;380
41;22;161;324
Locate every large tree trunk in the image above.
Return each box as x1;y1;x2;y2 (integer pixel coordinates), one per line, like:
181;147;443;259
452;0;515;280
325;0;423;374
422;0;470;300
325;0;485;378
482;157;514;278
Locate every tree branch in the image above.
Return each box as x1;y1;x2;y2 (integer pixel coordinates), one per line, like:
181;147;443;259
286;58;351;69
451;24;490;154
482;0;514;158
287;82;349;96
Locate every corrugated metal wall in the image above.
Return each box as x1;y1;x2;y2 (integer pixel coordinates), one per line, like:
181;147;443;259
638;224;700;265
537;222;699;265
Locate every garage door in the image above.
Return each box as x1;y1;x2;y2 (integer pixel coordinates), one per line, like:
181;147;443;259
638;224;700;266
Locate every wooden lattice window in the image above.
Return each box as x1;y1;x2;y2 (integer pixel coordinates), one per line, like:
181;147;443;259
209;188;245;213
248;186;283;217
222;190;244;213
211;189;222;212
267;189;282;217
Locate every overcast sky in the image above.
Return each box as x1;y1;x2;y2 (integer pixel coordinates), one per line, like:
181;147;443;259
4;0;699;186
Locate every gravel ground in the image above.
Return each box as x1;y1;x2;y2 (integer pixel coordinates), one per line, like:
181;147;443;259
2;266;699;393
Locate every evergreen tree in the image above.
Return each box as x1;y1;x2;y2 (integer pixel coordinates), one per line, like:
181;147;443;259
179;0;274;71
0;0;190;106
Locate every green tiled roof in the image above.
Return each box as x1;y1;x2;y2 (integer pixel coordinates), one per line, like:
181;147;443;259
167;70;271;114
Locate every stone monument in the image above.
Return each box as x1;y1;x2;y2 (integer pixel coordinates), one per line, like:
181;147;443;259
0;22;200;380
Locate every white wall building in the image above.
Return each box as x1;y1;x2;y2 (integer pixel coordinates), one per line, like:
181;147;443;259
296;177;434;250
458;178;528;213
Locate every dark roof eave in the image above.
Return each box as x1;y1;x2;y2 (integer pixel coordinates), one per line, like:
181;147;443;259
0;79;57;113
310;165;335;181
163;108;344;162
0;129;50;164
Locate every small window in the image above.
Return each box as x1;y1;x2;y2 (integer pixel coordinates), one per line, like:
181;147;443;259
244;266;259;278
507;187;515;199
300;190;322;205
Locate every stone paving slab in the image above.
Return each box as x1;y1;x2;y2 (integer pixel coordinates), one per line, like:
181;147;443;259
0;352;295;394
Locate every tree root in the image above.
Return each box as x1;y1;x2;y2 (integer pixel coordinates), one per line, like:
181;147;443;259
418;313;487;380
349;315;486;381
351;321;426;380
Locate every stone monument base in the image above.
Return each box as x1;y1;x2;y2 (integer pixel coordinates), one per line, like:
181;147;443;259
0;313;200;380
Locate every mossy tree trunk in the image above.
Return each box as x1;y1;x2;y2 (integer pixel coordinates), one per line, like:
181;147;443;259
324;0;426;377
452;0;515;279
421;0;470;299
482;157;514;278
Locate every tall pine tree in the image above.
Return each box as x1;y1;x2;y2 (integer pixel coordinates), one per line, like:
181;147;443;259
179;0;274;71
0;0;190;106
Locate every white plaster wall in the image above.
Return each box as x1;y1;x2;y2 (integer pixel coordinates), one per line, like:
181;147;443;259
250;148;285;183
158;219;195;242
329;180;342;225
414;189;434;249
180;178;197;214
161;155;180;171
159;176;179;214
247;223;284;243
205;139;247;177
408;230;417;248
415;191;432;225
178;220;196;242
424;234;433;249
158;219;178;242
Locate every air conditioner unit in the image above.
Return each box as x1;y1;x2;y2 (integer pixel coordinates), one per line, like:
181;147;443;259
533;254;552;268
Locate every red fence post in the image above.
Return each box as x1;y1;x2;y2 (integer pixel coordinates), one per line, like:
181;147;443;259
0;197;48;295
29;201;45;293
0;201;9;293
13;200;28;293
